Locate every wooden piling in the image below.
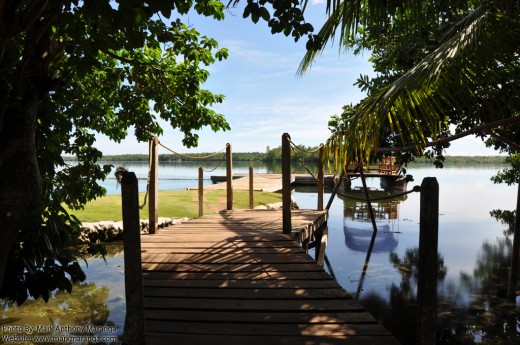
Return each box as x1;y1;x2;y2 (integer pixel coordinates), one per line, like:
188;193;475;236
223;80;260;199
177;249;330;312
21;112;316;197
226;143;233;210
149;136;159;234
198;167;203;217
314;225;328;266
317;145;324;211
249;166;254;209
508;180;520;297
417;177;439;345
282;133;292;234
121;172;145;345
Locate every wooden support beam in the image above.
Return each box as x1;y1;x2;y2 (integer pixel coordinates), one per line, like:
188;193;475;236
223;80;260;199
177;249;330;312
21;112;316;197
121;172;146;345
282;133;292;234
417;177;438;345
317;145;324;211
198;167;203;217
508;178;520;297
249;166;254;209
226;143;233;211
149;136;159;234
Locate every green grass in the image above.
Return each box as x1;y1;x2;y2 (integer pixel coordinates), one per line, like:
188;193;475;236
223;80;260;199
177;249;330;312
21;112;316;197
67;190;283;222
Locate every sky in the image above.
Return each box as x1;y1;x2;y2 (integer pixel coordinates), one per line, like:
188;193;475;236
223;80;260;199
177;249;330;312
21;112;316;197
95;1;500;156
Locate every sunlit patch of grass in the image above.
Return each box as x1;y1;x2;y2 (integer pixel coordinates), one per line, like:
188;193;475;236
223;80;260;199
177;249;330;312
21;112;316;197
66;190;282;222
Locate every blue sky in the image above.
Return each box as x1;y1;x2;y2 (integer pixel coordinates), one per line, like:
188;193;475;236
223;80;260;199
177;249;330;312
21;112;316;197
96;1;499;156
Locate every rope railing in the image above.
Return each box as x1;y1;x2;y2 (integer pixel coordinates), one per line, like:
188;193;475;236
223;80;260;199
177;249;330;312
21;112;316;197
202;159;226;173
140;136;235;233
288;139;323;154
158;140;227;159
138;139;153;209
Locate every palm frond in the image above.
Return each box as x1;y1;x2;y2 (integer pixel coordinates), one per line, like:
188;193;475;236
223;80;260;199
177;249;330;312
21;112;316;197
323;4;520;168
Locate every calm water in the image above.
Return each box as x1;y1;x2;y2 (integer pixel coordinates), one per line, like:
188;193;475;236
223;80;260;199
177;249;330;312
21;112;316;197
2;162;519;344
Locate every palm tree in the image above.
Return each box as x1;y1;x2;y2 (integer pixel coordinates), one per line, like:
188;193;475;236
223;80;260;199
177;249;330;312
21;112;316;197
299;0;520;166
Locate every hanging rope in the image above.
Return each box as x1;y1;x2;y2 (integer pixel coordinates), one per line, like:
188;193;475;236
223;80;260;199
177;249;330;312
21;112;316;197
158;141;227;159
288;139;322;153
138;139;154;209
290;144;320;176
202;158;225;173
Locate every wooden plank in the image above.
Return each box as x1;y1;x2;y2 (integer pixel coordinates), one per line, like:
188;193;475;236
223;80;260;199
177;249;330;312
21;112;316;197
142;271;334;280
142;263;326;272
141;247;306;254
143;287;351;299
144;297;365;312
141;253;315;264
145;321;391;336
147;333;401;345
140;234;295;242
141;241;302;248
142;279;340;288
144;310;377;323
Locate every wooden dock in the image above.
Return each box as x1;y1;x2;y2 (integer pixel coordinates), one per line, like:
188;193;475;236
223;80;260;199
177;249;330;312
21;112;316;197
199;173;289;192
140;209;400;345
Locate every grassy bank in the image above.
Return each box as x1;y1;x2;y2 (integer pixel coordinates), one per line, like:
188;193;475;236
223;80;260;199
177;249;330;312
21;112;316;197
67;190;283;222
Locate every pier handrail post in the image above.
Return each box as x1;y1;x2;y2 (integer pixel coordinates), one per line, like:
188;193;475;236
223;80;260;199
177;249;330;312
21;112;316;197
149;135;159;234
317;144;324;211
226;143;233;210
198;167;204;217
249;165;254;209
507;178;520;297
417;177;439;345
121;172;146;345
282;133;292;234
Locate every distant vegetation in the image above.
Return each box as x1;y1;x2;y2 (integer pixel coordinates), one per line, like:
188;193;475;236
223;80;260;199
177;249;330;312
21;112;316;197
410;155;507;165
64;150;507;166
63;145;323;163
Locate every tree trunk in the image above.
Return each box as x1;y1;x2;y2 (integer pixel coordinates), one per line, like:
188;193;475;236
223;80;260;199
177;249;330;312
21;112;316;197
0;93;43;292
0;8;52;291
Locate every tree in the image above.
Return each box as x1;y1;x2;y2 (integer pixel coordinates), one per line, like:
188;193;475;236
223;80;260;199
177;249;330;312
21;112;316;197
0;0;231;301
0;0;318;303
298;0;520;166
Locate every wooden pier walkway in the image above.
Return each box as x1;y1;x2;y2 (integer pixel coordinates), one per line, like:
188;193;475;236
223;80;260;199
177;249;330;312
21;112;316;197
140;209;400;345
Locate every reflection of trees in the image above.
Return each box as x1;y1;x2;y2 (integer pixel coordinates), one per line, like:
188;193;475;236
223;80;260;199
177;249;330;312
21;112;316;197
436;237;520;344
358;248;448;344
1;282;114;332
1;245;123;340
361;237;520;344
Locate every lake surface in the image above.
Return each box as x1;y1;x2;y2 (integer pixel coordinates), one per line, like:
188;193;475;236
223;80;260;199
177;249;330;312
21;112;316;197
2;162;519;344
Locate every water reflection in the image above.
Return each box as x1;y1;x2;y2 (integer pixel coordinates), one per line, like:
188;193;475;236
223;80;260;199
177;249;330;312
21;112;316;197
436;236;520;344
340;192;406;253
0;243;125;342
323;167;520;344
352;219;520;344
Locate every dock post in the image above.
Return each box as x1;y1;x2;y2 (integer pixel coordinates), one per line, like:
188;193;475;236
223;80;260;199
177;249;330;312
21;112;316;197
149;136;159;234
417;177;439;345
317;145;324;211
282;133;292;234
198;167;203;217
508;180;520;297
226;143;233;210
249;166;254;209
314;226;328;266
121;172;146;345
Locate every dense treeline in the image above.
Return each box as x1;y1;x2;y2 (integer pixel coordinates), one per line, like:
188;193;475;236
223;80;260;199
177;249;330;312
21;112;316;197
63;145;324;163
63;150;506;165
410;156;507;165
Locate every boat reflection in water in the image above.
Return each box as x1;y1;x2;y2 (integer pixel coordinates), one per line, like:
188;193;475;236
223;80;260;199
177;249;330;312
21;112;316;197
339;188;408;299
341;188;407;253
